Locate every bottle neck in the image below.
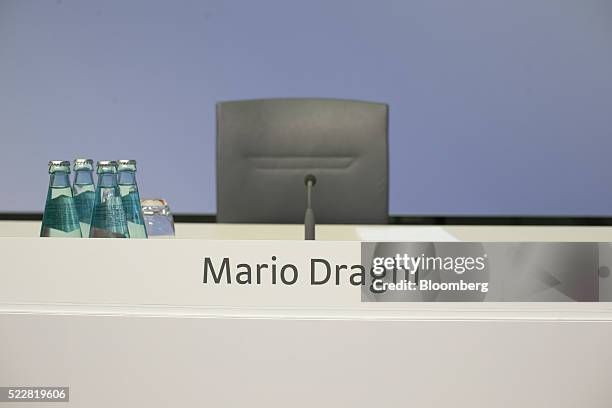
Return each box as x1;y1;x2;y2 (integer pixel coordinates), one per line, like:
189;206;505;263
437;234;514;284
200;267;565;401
97;173;118;188
74;170;94;185
118;170;137;185
50;172;70;188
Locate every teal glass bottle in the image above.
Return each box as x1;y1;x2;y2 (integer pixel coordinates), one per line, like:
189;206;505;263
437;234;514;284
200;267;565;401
72;159;95;237
117;159;148;238
40;160;82;238
89;161;130;238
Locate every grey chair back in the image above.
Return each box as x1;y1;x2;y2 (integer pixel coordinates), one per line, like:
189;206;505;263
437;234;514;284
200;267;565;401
216;98;388;224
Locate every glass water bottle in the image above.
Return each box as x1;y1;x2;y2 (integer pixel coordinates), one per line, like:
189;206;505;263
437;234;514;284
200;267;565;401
118;159;148;238
89;160;130;238
72;158;95;237
40;160;82;237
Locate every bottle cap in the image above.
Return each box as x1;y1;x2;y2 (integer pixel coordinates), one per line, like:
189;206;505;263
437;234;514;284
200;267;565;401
97;160;117;167
117;159;137;171
74;158;94;170
48;160;71;174
96;160;118;174
49;160;71;167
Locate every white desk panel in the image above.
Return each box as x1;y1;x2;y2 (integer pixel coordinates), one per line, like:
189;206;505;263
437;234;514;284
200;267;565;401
1;227;612;407
1;238;611;321
1;314;610;408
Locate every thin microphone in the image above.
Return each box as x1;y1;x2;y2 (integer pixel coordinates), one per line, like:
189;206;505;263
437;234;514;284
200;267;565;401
304;174;317;240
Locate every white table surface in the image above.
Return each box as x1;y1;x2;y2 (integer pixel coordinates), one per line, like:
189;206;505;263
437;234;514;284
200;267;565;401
3;220;612;241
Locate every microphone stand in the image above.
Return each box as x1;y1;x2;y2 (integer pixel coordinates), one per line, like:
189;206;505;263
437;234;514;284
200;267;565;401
304;174;316;240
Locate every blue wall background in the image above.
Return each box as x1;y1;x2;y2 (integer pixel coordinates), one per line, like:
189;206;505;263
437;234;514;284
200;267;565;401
1;0;611;215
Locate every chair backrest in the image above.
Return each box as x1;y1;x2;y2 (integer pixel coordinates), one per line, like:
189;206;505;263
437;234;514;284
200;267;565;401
216;98;388;224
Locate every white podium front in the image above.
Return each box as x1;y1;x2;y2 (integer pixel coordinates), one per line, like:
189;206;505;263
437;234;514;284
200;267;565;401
1;237;611;407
